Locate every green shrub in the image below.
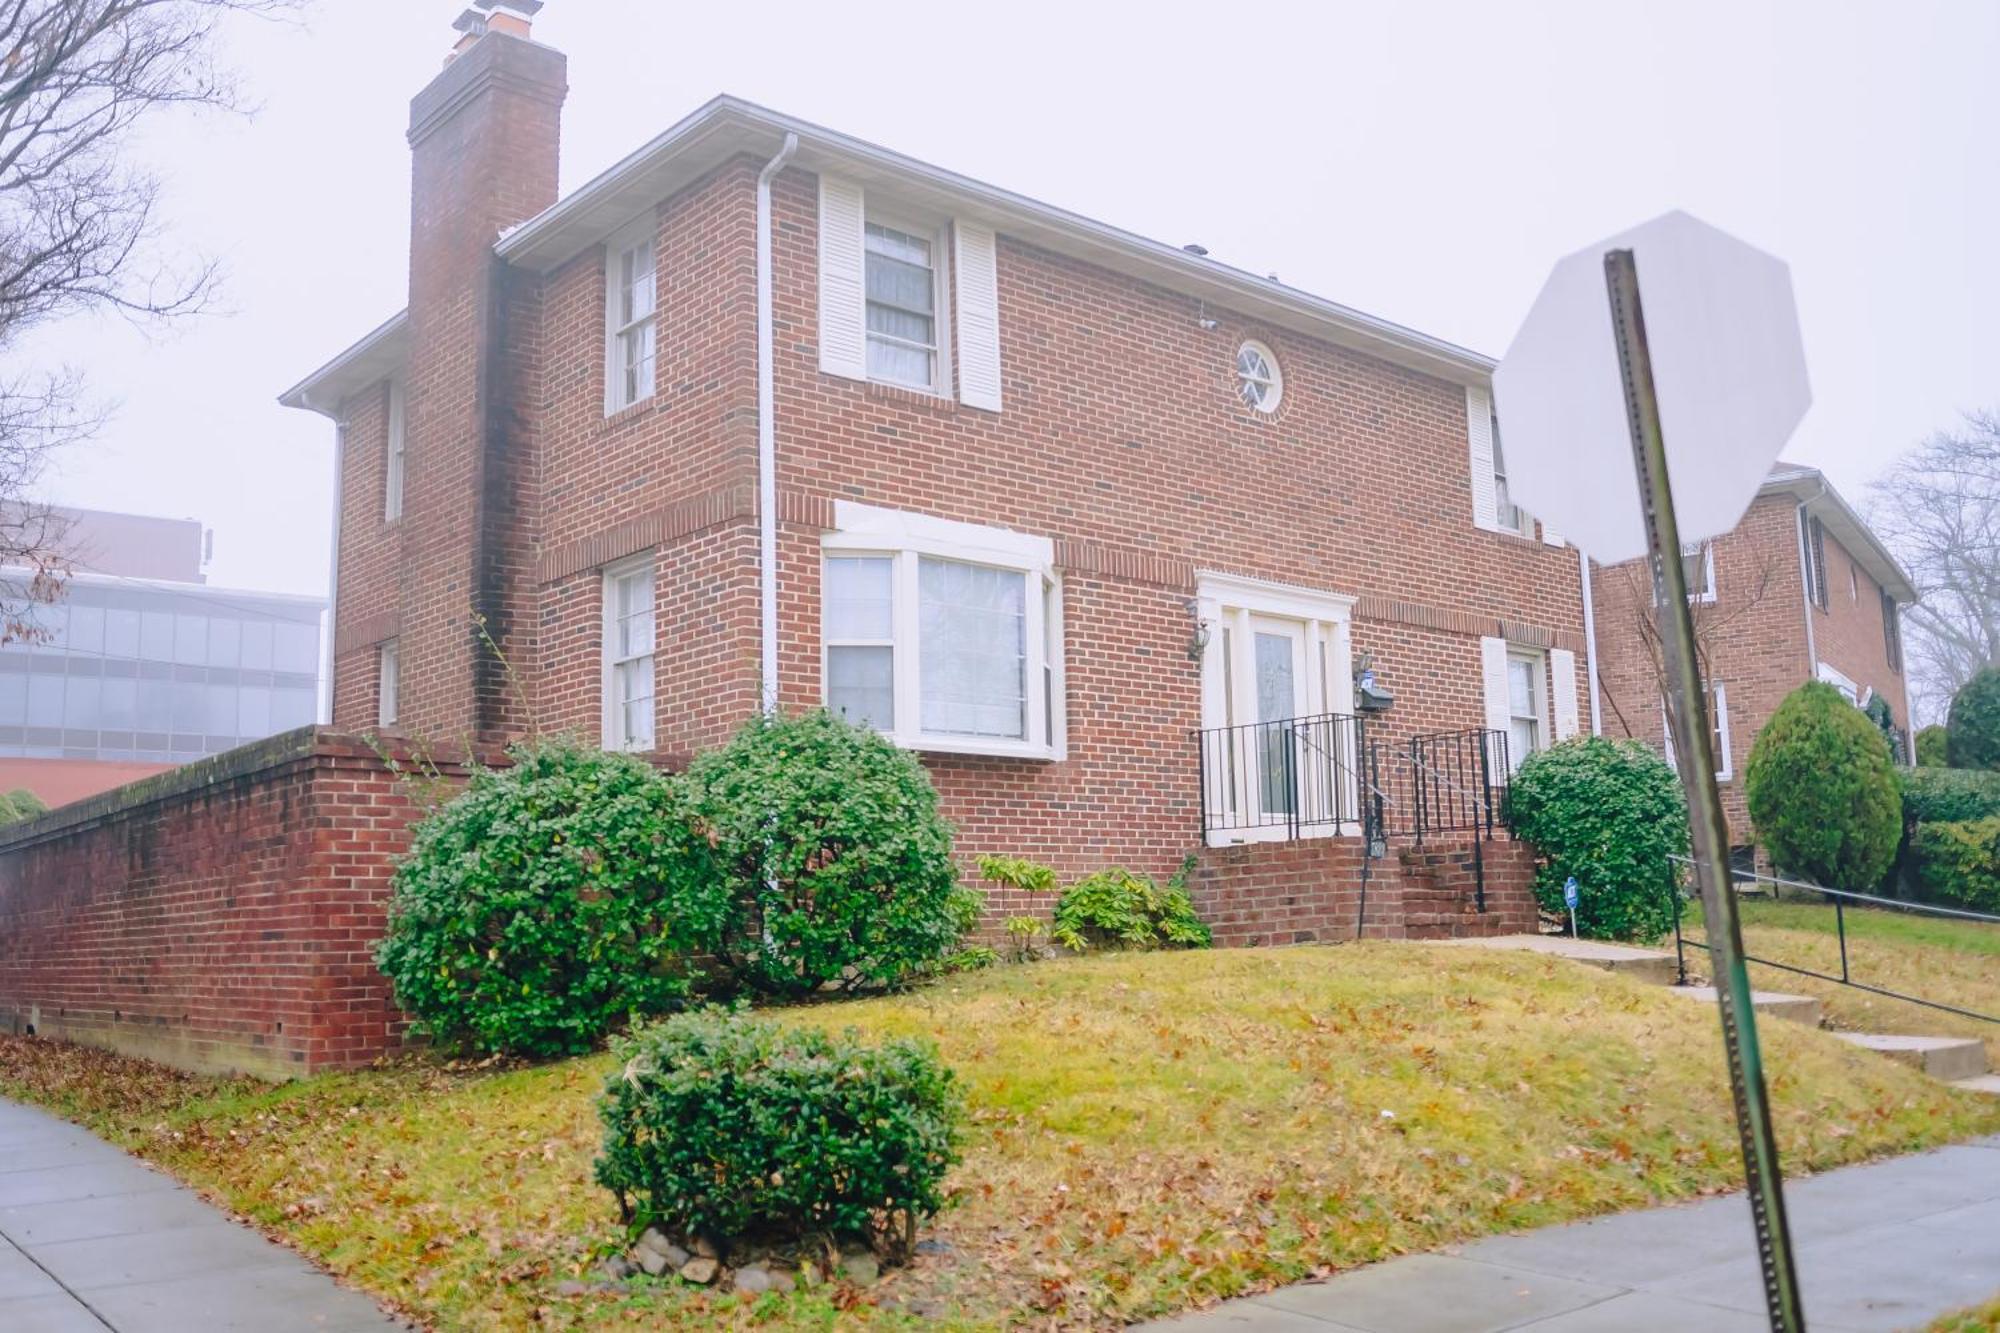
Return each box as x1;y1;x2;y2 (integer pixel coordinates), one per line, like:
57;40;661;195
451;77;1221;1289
684;711;976;999
1746;682;1901;888
4;788;45;821
1915;725;1950;768
594;1009;962;1255
977;855;1056;895
1910;817;2000;913
1900;767;2000;825
1506;737;1688;941
1947;668;2000;771
1051;864;1210;952
375;741;727;1059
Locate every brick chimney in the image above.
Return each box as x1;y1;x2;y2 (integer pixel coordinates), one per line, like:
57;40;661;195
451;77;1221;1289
400;1;565;740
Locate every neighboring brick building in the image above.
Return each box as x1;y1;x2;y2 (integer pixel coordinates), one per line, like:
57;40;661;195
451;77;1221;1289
1590;465;1916;864
279;4;1597;934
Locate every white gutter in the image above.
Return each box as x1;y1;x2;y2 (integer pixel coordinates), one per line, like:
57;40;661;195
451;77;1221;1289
756;132;799;714
321;421;346;724
1795;492;1822;674
1578;547;1602;735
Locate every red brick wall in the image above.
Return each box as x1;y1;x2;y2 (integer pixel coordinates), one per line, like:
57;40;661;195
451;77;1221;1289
0;730;463;1078
1812;526;1912;736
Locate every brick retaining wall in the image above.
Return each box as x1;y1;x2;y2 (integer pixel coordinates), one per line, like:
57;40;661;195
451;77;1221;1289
0;728;475;1079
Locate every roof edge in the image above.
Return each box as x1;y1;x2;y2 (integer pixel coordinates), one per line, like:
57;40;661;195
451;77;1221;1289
278;310;410;419
1760;466;1917;603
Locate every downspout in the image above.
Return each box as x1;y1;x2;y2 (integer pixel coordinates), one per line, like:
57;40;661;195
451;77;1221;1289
1577;547;1602;735
320;411;345;725
1795;488;1825;676
756;132;799;714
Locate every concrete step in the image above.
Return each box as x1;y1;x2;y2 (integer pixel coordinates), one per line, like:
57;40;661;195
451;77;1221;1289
1437;933;1679;986
1830;1032;1989;1082
1666;985;1822;1027
1950;1074;2000;1096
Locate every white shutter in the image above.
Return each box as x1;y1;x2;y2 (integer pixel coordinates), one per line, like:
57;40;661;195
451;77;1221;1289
817;174;867;381
1480;636;1510;735
1541;522;1563;547
953;221;1003;411
1550;647;1579;739
1467;385;1499;532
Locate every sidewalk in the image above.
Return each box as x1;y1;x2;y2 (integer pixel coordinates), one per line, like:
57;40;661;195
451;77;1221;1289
0;1096;403;1332
1148;1135;2000;1332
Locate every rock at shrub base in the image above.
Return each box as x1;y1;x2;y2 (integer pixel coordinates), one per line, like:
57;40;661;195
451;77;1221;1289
733;1265;774;1296
840;1252;880;1286
635;1248;671;1278
679;1256;721;1285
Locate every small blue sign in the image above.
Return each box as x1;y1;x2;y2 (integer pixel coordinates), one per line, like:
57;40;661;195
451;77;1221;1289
1563;876;1580;911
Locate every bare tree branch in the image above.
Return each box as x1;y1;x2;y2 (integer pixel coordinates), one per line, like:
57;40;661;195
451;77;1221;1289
1867;410;2000;725
0;0;304;639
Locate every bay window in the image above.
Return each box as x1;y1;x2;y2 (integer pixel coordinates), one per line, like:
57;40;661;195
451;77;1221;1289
822;503;1061;759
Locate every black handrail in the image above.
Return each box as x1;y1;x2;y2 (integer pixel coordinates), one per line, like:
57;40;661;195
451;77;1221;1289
1667;855;1999;1025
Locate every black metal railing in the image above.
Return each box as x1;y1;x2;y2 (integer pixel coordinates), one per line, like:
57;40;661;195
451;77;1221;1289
1193;713;1509;847
1667;855;1999;1025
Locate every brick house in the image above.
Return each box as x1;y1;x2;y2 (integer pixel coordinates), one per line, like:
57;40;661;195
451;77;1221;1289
278;3;1597;941
1589;465;1916;868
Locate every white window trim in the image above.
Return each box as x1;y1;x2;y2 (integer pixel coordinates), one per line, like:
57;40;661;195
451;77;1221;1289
1195;571;1357;846
1687;541;1716;603
821;502;1060;760
603;219;659;416
1662;682;1733;782
1816;661;1859;704
384;380;405;522
1506;648;1547;771
376;638;399;727
1235;340;1283;414
1492;427;1534;538
863;208;954;397
601;554;656;752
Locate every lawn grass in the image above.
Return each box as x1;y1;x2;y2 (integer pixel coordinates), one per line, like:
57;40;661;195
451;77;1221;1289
1932;1297;2000;1332
1684;896;2000;1065
4;944;1998;1331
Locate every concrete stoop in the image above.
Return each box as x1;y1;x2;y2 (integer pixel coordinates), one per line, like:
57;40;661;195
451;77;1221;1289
1437;933;1680;986
1830;1032;1990;1083
1949;1073;2000;1096
1665;984;1822;1027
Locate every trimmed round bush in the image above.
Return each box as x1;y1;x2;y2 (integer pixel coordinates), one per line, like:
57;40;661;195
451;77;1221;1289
376;741;728;1058
1507;737;1688;941
1745;681;1901;888
684;710;976;998
1914;725;1950;769
594;1008;962;1254
1900;767;2000;826
1910;817;2000;913
1947;668;2000;771
1051;866;1210;952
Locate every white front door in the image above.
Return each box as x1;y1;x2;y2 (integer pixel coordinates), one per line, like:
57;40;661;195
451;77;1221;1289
1248;618;1307;820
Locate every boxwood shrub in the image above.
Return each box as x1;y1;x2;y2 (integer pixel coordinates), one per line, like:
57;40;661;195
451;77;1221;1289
684;710;977;998
1746;682;1901;888
375;741;727;1058
1506;737;1687;941
1911;817;2000;913
594;1008;962;1254
1915;725;1950;768
1900;767;2000;826
1947;668;2000;771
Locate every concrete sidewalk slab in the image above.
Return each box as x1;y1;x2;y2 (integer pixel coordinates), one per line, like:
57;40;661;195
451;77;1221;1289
0;1095;404;1332
1143;1135;2000;1332
1435;934;1679;984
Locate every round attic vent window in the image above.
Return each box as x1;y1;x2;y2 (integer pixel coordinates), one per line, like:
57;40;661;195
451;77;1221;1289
1236;341;1282;414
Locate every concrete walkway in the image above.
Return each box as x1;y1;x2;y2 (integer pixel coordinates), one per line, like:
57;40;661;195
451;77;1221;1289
1147;1135;2000;1332
0;1097;403;1332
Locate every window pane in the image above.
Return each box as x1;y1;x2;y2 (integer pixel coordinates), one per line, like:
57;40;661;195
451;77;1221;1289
0;673;24;726
828;645;893;731
1508;658;1537;717
63;676;99;730
174;614;206;666
105;609;140;659
172;680;205;732
69;605;105;656
241;621;274;670
237;686;271;737
137;678;171;729
205;683;236;737
614;569;654;662
272;687;315;730
918;558;1025;739
140;611;174;662
208;618;241;668
274;623;317;674
866;338;933;387
825;557;893;640
102;677;136;730
26;674;62;726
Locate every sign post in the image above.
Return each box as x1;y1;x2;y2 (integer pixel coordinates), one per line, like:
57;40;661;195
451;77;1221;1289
1494;212;1813;1332
1563;876;1579;939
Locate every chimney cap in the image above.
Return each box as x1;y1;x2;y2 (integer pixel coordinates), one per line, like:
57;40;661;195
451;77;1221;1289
476;0;545;15
450;8;485;36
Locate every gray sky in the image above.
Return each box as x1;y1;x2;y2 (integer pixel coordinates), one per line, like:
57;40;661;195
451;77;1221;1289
24;0;1998;599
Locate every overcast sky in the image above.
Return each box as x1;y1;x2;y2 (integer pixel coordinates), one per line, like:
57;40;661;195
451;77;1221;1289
22;0;1998;599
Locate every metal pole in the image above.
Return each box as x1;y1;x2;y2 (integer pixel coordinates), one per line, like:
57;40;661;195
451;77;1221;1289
1836;898;1849;985
1604;248;1805;1333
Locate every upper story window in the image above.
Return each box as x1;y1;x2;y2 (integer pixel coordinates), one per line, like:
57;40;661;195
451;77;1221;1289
864;220;943;391
1663;682;1733;781
1801;512;1830;612
1468;386;1535;539
1235;341;1282;414
605;222;658;415
1676;541;1716;603
603;557;655;751
384;380;406;522
1882;591;1903;674
821;502;1062;760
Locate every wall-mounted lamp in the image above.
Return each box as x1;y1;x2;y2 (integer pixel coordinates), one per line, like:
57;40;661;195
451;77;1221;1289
1186;600;1212;662
1194;299;1219;332
1354;652;1395;712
